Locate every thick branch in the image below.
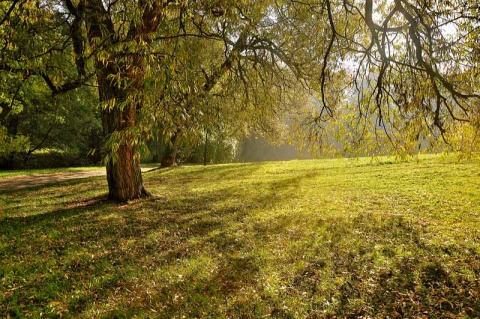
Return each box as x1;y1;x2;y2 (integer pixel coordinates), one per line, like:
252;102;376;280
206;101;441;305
41;73;84;96
0;63;87;96
65;0;87;76
395;0;480;100
319;0;336;118
0;0;22;27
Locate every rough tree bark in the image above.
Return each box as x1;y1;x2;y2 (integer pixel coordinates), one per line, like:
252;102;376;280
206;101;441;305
76;0;166;201
97;64;149;200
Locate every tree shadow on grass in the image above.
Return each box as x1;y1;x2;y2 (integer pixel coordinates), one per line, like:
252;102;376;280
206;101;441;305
285;214;480;319
0;166;325;318
1;167;480;318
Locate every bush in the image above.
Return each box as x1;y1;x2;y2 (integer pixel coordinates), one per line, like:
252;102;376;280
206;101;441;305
14;150;100;169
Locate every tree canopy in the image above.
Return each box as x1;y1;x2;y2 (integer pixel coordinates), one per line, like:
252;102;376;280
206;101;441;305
308;0;480;155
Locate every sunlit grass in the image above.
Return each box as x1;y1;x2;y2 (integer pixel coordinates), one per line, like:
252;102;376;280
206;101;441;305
1;155;479;318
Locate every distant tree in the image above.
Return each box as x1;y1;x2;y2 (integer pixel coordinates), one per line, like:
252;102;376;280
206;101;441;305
0;77;101;169
141;6;313;167
0;4;101;169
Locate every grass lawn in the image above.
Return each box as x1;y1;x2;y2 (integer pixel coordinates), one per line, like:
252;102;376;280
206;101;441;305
1;155;479;318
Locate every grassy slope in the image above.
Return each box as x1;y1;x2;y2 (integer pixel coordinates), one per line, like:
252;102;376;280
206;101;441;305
1;155;479;318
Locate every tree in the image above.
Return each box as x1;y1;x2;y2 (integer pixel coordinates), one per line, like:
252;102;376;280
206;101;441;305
2;0;171;200
0;77;101;169
2;0;311;200
1;0;478;201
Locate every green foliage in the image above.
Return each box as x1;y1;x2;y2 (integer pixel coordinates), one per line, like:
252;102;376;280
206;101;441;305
1;155;479;317
0;1;102;169
0;125;30;156
287;0;480;156
0;76;102;168
185;130;238;164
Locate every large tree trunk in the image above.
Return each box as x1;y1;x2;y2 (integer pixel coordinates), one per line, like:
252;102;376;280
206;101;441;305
81;0;165;201
104;141;147;201
102;109;149;201
97;67;149;201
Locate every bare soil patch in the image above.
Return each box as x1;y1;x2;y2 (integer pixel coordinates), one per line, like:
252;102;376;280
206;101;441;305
0;168;154;191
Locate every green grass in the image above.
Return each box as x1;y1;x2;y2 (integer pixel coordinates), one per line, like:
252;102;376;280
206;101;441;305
1;155;479;318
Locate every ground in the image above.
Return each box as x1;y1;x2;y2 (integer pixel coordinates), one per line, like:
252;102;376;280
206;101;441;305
1;155;479;318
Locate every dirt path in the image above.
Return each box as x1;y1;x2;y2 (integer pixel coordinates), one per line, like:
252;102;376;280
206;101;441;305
0;167;155;192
